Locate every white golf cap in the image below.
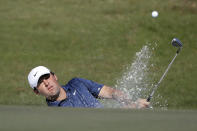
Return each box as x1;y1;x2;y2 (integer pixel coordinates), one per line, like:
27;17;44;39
28;66;50;89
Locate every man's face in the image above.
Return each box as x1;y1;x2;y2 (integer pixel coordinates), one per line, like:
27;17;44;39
36;73;61;100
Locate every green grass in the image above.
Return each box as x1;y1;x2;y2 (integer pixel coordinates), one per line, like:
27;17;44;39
0;105;197;131
0;0;197;109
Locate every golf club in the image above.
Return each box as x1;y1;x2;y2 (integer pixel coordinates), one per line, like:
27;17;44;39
147;38;183;102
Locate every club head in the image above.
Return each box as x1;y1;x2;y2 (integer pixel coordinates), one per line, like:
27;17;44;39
171;38;183;48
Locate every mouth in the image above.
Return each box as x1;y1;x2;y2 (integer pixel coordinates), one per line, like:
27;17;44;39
48;86;54;92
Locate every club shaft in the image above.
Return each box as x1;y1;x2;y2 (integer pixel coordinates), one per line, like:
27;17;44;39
147;53;178;102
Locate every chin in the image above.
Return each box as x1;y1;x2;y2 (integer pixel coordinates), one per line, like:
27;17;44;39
48;91;60;101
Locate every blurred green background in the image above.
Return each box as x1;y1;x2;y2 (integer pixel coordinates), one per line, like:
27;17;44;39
0;0;196;109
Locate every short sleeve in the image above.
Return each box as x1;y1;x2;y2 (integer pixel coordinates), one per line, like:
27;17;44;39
76;78;104;98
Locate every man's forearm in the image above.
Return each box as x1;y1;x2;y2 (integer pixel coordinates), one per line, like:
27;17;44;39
111;89;136;107
99;85;134;106
99;85;149;109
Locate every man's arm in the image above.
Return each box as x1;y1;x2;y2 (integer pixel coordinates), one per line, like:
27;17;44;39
98;85;150;109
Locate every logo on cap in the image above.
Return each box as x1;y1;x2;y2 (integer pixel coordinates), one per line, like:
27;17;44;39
34;72;38;77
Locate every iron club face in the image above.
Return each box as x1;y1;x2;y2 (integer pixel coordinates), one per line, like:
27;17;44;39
171;38;183;48
171;38;183;53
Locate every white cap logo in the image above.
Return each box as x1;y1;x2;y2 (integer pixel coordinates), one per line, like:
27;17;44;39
28;66;50;89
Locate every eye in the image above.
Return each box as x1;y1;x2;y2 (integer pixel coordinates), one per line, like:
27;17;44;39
37;74;50;85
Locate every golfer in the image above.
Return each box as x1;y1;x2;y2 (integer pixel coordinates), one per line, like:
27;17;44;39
28;66;149;108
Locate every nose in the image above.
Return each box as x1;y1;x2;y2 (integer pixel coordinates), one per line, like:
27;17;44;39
43;79;49;86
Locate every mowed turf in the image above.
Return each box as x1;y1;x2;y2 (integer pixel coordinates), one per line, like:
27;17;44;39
0;0;197;109
0;105;197;131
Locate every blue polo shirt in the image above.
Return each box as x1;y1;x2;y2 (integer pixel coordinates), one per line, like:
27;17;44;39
46;78;104;108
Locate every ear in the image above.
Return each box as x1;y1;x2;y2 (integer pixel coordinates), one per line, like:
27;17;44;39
33;88;39;95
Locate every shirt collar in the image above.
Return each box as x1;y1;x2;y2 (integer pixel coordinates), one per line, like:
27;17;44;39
46;85;70;106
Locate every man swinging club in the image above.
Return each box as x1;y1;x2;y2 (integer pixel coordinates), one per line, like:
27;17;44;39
28;66;149;108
